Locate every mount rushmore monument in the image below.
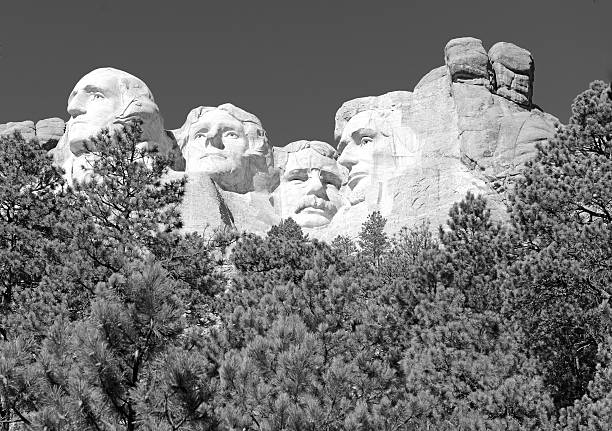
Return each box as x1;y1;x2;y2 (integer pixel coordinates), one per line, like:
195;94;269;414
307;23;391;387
1;37;558;240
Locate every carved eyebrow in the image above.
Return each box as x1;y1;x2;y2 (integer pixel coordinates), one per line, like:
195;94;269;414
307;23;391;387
220;125;242;133
83;85;106;94
351;128;377;143
68;85;106;101
321;170;343;186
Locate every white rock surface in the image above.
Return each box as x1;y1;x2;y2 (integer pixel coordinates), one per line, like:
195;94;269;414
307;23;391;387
179;171;279;236
6;37;557;241
325;37;557;240
0;121;36;141
444;37;491;88
49;67;179;185
272;140;347;229
36;117;65;149
489;42;534;107
172;103;273;194
0;117;66;150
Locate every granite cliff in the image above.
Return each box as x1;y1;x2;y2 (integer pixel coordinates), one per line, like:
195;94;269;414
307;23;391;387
0;37;558;240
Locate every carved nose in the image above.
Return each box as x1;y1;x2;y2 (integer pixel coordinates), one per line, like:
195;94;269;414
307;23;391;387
205;132;224;150
338;143;358;169
67;95;86;117
305;171;327;198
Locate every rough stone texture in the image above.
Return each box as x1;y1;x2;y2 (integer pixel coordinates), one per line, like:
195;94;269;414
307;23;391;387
35;117;65;149
50;67;179;186
327;39;557;240
5;36;557;241
333;91;413;144
271;140;346;229
489;42;534;107
0;121;36;141
171;103;273;194
0;118;66;150
444;37;491;87
178;171;279;236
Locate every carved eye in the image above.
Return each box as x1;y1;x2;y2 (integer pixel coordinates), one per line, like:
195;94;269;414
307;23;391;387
92;92;104;100
224;131;240;139
193;130;209;140
360;136;373;146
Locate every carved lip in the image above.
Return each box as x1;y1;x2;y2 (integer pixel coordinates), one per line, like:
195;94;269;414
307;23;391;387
199;151;226;159
296;196;335;214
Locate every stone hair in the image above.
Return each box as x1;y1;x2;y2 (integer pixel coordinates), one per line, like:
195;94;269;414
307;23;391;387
175;104;270;158
282;140;338;160
96;68;160;123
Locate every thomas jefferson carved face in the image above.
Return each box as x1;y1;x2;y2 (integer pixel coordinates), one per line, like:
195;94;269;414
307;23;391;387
273;141;345;228
176;104;270;193
337;109;419;197
182;109;250;178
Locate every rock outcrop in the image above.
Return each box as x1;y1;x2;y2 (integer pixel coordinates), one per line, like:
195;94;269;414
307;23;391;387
327;37;557;240
0;120;36;142
489;42;534;107
1;37;559;241
0;118;65;149
444;37;491;88
35;118;65;149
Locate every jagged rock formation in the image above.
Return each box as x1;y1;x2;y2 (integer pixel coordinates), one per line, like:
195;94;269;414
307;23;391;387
489;42;534;107
0;118;64;149
1;37;558;240
326;37;557;240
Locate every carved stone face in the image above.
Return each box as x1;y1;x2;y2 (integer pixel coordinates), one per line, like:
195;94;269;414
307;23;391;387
337;109;419;197
182;108;250;179
51;67;174;185
65;69;124;156
274;145;344;228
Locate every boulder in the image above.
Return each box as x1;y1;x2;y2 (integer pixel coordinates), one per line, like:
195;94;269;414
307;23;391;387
0;120;36;141
444;37;491;87
35;117;65;150
489;42;534;107
328;37;557;238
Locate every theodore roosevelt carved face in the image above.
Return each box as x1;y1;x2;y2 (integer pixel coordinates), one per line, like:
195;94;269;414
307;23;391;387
337;109;419;198
273;140;346;228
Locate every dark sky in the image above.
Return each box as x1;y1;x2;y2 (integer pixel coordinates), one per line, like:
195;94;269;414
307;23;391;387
1;0;611;147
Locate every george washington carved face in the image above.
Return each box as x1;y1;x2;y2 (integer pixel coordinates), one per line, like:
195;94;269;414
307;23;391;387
52;67;176;184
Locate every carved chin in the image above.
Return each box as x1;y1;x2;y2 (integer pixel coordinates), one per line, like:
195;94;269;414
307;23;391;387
188;157;240;175
68;121;116;143
293;209;334;228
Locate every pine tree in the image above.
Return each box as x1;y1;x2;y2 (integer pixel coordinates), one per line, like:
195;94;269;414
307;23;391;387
508;80;612;407
438;192;512;313
331;234;357;257
0;122;224;429
400;285;554;430
212;220;409;429
357;211;388;268
0;132;67;340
